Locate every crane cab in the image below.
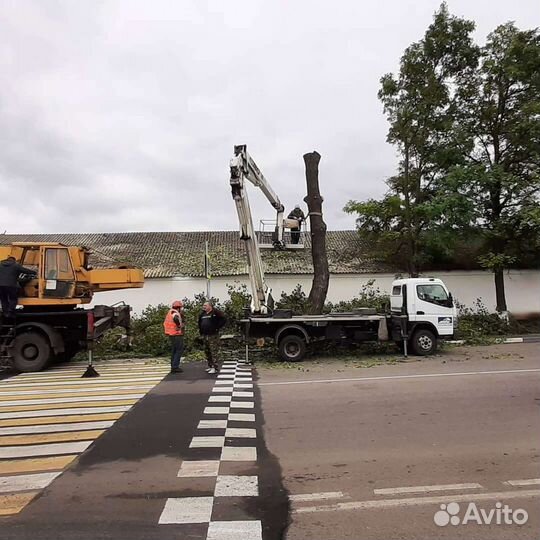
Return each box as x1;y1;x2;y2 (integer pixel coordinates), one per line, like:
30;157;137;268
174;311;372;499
0;242;144;307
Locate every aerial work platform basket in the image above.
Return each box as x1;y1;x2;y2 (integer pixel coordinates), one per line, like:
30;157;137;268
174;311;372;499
258;219;307;249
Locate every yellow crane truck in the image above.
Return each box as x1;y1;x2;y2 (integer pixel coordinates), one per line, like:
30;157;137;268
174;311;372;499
0;242;144;372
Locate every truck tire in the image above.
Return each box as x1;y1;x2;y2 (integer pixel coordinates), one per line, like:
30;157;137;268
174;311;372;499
12;332;51;372
278;335;306;362
410;328;437;356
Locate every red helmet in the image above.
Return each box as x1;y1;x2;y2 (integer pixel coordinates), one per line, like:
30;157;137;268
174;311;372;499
172;300;183;309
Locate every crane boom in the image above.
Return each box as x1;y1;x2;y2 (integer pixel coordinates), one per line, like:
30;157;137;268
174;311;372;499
230;145;279;315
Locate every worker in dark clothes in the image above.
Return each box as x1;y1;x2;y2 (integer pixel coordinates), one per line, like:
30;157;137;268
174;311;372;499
0;257;36;320
163;300;186;373
198;301;226;374
288;205;306;244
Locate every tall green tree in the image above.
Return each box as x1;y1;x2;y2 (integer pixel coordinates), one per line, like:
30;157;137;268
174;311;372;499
448;23;540;312
345;4;479;276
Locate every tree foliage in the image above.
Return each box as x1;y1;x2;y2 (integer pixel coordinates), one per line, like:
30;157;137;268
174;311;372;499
445;23;540;310
346;4;540;312
345;4;479;276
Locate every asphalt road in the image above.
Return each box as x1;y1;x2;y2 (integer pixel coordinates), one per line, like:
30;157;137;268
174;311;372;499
259;343;540;540
0;359;288;540
0;343;538;540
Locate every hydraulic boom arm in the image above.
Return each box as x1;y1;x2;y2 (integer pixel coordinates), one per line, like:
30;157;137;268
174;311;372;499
229;145;279;315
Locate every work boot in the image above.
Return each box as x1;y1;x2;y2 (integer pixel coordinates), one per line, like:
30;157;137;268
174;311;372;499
170;367;183;374
207;368;217;374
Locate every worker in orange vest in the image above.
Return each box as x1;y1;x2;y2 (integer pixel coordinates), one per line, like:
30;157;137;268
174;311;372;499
163;300;185;373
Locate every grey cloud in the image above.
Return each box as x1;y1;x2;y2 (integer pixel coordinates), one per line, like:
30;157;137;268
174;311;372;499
1;0;538;234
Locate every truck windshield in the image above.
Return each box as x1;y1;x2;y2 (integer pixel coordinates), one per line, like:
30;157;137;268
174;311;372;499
416;284;452;307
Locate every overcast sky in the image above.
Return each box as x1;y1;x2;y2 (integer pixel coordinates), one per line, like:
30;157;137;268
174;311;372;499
1;0;538;234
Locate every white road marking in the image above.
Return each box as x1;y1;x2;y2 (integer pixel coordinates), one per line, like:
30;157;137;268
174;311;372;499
230;401;254;409
504;478;540;487
209;396;232;403
198;420;228;429
0;394;144;407
0;420;115;435
221;446;257;461
374;483;483;496
290;491;345;502
212;387;234;393
232;392;254;398
215;380;235;385
259;368;540;387
219;370;237;374
0;441;92;458
217;375;236;380
0;385;154;396
225;428;256;438
294;489;540;514
50;362;149;369
13;367;168;378
158;496;214;524
215;475;259;497
0;471;62;493
207;520;262;540
234;384;253;389
2;374;164;384
228;413;255;422
1;377;163;388
178;460;220;478
203;407;230;415
0;405;131;419
189;436;226;448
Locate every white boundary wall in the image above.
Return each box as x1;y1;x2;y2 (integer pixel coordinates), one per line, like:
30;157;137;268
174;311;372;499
94;270;540;316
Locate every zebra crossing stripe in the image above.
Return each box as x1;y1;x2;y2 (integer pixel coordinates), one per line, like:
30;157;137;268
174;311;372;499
0;492;40;516
0;455;77;475
0;412;124;427
0;471;62;493
0;440;93;459
0;429;105;446
0;361;168;516
0;400;138;414
0;420;115;436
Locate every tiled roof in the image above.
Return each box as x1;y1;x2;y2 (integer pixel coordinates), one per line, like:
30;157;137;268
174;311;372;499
0;231;394;278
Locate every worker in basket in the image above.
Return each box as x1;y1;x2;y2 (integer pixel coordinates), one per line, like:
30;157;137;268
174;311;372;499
287;204;305;244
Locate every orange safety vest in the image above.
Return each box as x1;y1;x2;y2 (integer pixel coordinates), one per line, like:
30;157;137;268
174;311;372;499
163;309;183;336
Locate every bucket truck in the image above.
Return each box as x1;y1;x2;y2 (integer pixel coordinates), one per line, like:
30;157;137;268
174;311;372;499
229;145;457;361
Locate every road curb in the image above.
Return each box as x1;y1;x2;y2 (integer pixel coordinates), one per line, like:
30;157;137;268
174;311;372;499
447;336;540;345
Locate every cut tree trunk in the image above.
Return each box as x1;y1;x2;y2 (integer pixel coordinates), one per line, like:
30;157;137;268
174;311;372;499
303;151;329;314
494;267;508;313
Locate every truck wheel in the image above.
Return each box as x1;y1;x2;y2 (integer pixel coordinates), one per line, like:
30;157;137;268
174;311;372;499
410;329;437;356
12;332;51;372
278;335;306;362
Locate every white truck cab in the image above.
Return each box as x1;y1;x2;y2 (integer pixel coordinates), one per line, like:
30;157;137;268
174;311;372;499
390;277;457;354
